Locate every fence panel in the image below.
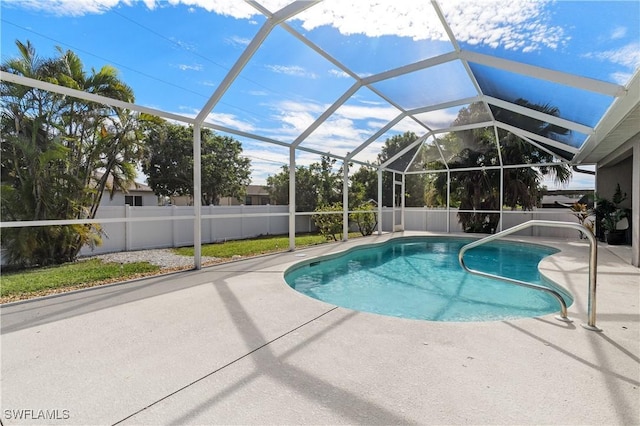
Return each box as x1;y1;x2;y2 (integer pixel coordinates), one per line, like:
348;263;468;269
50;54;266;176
79;205;294;255
71;205;584;257
93;206;127;254
129;206;174;250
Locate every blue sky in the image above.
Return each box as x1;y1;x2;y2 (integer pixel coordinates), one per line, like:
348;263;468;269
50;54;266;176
2;0;639;190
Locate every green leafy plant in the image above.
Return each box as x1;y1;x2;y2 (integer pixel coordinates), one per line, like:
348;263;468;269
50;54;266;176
350;203;378;236
595;183;628;244
569;202;594;237
1;40;143;267
312;203;344;241
597;184;627;232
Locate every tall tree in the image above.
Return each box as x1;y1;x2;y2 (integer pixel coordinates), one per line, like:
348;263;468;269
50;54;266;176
141;121;251;205
265;155;342;212
357;131;427;207
350;165;378;207
1;40;143;266
433;101;572;233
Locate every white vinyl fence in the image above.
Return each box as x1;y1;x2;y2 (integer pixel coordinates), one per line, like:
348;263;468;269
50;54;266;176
77;206;582;257
0;206;583;263
400;208;582;238
80;205;316;256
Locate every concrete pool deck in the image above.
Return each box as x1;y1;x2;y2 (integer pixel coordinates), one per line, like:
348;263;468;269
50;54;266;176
1;232;638;425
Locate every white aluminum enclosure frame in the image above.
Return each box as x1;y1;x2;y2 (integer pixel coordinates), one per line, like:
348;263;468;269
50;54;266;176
1;0;639;268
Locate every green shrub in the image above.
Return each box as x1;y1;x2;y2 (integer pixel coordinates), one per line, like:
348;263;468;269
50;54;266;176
350;203;377;236
312;203;344;241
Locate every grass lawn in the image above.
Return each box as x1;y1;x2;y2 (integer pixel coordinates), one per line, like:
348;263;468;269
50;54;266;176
1;259;159;302
0;232;364;303
173;233;362;258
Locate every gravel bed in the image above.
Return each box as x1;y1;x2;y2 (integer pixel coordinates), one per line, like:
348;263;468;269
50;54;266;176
83;249;219;269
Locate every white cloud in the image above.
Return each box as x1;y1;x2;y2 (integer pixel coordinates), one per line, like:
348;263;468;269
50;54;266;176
266;100;325;136
328;69;351;79
610;71;633;86
226;35;251;48
583;42;640;84
168;107;257;134
260;97;429;159
338;103;398;122
162;0;256;18
266;64;318;79
584;42;640;70
611;26;627;40
5;0;256;17
205;112;256;133
293;0;565;52
273;98;437;154
441;1;565;51
241;145;290;184
175;63;203;71
170;37;196;51
164;98;428;180
296;1;443;41
11;0;567;54
9;0;296;19
256;100;359;153
393;117;428;135
1;0;122;16
351;140;385;164
415;109;462;130
248;90;269;96
242;147;289;166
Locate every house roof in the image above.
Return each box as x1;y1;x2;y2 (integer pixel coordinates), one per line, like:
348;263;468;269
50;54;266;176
93;172;153;193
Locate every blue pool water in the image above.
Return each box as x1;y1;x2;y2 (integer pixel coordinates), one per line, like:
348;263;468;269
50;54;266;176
285;237;573;322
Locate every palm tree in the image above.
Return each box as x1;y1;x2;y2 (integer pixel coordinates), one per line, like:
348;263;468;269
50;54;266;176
431;101;572;233
495;99;572;210
1;40;142;266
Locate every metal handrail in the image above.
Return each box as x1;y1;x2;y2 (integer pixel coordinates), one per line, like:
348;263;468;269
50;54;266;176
458;220;600;331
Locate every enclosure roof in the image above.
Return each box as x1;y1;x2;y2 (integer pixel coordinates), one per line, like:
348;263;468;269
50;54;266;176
1;0;639;179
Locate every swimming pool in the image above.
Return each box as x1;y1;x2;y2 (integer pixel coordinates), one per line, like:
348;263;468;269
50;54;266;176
285;237;573;322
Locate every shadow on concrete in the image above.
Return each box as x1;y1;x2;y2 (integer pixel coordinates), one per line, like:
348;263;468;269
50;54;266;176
502;320;639;425
115;278;414;425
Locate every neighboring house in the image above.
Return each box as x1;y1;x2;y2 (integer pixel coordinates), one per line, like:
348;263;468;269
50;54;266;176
219;185;271;206
540;190;594;209
168;195;193;206
94;172;159;207
171;185;272;206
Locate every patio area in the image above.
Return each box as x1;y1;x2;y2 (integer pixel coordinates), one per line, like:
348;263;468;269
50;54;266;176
1;233;638;425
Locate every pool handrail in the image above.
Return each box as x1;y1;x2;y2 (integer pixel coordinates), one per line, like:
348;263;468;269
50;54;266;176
458;220;600;331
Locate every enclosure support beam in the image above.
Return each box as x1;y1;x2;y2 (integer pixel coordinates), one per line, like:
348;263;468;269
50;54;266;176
499;168;504;232
446;170;451;233
392;173;396;232
289;147;296;251
377;169;383;235
343;162;349;241
195;1;316;123
633;141;640;267
193;124;202;270
401;174;406;231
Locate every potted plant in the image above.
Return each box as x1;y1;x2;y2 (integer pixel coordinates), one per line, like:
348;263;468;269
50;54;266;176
569;202;594;238
595;183;628;245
